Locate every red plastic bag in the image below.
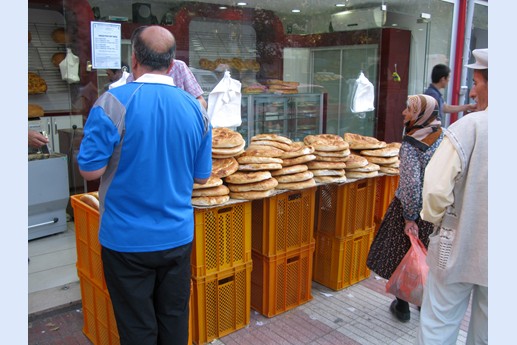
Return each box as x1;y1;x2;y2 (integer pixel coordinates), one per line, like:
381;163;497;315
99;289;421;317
385;233;429;306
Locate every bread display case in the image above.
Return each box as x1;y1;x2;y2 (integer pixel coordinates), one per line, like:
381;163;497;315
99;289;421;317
237;93;326;144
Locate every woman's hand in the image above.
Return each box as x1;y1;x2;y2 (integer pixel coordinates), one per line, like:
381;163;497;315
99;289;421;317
404;219;418;237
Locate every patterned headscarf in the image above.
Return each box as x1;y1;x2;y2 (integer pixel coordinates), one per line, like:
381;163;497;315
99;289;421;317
403;94;442;151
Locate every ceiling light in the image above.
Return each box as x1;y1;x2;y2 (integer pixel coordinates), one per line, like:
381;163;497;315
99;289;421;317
335;3;346;7
292;9;301;13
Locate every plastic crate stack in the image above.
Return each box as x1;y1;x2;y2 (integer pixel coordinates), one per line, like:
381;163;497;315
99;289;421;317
312;178;377;290
191;202;253;344
374;175;400;234
250;187;317;317
70;193;194;345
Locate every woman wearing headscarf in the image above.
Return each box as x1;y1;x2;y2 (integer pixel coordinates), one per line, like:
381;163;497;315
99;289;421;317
366;94;443;322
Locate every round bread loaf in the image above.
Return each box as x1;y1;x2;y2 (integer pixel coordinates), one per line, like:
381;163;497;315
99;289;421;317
193;176;223;189
28;104;44;118
28;72;47;94
239;146;284;158
346;170;379;179
211;157;239;178
251;133;292;145
80;194;99;210
384;160;400;168
236;156;283;164
307;161;347;170
313;155;349;162
314;149;350;157
212;141;246;155
230;189;275;200
249;140;291;152
345;154;369;169
270;164;308;176
238;163;283;171
192;185;229;197
212;127;245;148
346;162;380;172
304;134;349;152
365;155;399;165
212;150;244;159
343;132;387;150
225;171;272;184
192;195;230;206
280;145;315;159
379;166;400;175
51;52;66;67
276;178;316;191
311;169;345;177
275;170;313;183
51;27;68;44
227;177;278;192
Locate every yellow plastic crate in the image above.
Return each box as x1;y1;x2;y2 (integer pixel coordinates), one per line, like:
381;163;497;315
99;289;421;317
312;230;374;291
71;193;106;290
191;262;252;345
374;175;399;233
192;202;252;277
314;178;377;239
251;243;314;317
251;187;316;256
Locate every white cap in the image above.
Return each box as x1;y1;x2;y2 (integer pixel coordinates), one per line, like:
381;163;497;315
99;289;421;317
465;48;488;69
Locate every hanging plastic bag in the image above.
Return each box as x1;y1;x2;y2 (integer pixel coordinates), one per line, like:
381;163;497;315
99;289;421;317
59;48;80;84
109;70;130;90
351;72;375;113
385;232;429;306
207;70;242;128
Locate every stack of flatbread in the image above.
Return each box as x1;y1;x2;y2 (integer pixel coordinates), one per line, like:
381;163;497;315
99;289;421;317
248;133;293;152
360;142;401;175
343;132;387;179
192;176;230;206
212;127;246;159
272;141;317;190
303;134;350;183
211;157;239;179
225;170;278;200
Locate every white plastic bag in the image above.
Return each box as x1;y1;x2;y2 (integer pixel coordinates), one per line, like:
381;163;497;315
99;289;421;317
109;70;130;89
351;72;375;113
207;70;242;128
59;48;80;84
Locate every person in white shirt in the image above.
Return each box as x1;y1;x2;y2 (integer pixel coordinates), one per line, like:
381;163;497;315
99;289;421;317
417;48;488;345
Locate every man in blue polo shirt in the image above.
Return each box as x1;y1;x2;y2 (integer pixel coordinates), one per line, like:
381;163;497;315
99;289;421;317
78;25;212;345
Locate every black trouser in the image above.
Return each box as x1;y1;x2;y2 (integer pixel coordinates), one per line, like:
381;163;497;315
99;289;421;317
101;242;192;345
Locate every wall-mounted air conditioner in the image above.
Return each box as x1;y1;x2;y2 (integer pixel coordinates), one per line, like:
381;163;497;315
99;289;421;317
331;7;386;31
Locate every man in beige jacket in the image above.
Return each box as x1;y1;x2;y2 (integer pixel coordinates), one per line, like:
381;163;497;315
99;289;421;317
417;48;488;345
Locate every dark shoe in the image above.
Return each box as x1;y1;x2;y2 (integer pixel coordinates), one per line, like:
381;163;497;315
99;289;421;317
390;299;410;322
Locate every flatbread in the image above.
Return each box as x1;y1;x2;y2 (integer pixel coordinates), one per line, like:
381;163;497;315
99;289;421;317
211;157;239;178
212;127;245;148
379;166;400;175
239;146;284;158
248;140;291;152
251;134;292;145
346;170;379;179
346;162;380;172
193;176;223;189
314;149;350;157
281;154;317;167
227;177;278;192
311;169;345;177
365;155;399;165
192;195;230;206
360;143;400;157
270;164;308;176
384;160;400;168
212;141;246;155
313;155;349;162
236;156;283;164
191;184;229;197
225;171;272;184
238;163;283;171
307;161;347;170
345;154;369;169
274;170;314;183
343;133;386;150
280;145;315;159
304;134;349;152
230;189;275;200
314;175;348;184
276;178;316;190
212;150;245;159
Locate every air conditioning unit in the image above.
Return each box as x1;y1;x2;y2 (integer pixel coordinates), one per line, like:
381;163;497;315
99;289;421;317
331;7;386;31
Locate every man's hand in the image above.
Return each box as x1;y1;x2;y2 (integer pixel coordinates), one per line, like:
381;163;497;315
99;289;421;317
28;130;49;148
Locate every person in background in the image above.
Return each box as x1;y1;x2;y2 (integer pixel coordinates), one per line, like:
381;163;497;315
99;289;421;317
77;25;212;345
424;64;477;122
417;48;488;345
28;130;49;149
126;58;207;109
366;94;443;323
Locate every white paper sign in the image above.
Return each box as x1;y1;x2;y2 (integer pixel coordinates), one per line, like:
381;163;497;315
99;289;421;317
91;21;121;70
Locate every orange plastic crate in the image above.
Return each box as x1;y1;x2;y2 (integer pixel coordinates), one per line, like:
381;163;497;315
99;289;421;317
251;187;316;256
192;202;252;277
312;230;374;291
251;243;314;317
374;175;399;233
191;262;252;345
72;194;193;345
71;193;106;290
314;178;377;239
